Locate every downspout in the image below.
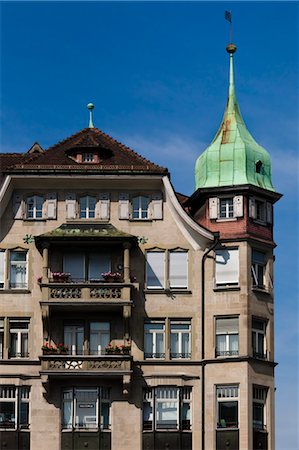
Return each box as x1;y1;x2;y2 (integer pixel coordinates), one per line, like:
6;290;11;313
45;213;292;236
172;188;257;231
201;232;220;450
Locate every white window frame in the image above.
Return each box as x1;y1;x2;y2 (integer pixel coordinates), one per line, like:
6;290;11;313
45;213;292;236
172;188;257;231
26;194;43;219
215;248;239;287
209;196;243;220
132;195;150;220
79;195;96;219
253;386;267;430
9;250;28;290
146;248;189;291
0;386;30;430
216;385;239;429
251;250;266;289
0;319;4;359
9;319;30;359
215;317;239;357
252;318;267;359
82;152;94;162
170;320;191;359
0;250;5;289
144;320;165;359
219;197;234;219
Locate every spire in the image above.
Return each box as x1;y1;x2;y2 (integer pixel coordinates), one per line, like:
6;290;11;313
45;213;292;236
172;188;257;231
194;41;275;192
87;103;95;128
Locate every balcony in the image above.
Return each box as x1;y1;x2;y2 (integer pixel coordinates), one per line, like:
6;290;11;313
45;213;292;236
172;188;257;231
40;354;132;378
40;281;134;306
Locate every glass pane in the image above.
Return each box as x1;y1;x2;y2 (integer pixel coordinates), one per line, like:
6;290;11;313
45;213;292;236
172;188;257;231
156;401;178;429
0;333;3;359
63;401;72;428
182;333;190;355
10;261;27;288
253;402;264;429
143;401;153;430
145;333;153;356
64;253;84;280
19;402;29;426
229;335;239;353
21;333;28;357
10;333;17;357
217;335;226;352
156;333;164;355
145;323;164;331
169;252;188;288
80;197;87;218
0;401;15;428
170;333;179;354
89;253;110;280
11;252;26;262
90;323;110;355
75;389;97;429
257;333;264;354
218;401;238;428
88;197;96;218
101;403;110;429
182;403;191;430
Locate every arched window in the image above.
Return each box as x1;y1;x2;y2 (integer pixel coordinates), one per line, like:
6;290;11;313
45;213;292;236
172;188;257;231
255;160;263;174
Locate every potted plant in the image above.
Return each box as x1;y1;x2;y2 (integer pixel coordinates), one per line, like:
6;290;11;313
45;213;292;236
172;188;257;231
41;342;58;355
101;271;122;282
105;344;122;355
57;343;69;355
52;272;70;282
121;343;131;355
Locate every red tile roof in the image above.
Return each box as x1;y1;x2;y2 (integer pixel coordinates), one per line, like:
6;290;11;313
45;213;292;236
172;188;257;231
0;128;168;178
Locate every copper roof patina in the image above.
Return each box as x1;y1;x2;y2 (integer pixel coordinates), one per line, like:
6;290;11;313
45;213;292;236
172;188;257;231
195;44;275;192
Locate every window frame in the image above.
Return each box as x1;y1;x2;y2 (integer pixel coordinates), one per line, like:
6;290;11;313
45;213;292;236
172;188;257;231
0;386;30;430
9;319;30;359
251;249;268;290
9;250;28;290
170;320;191;359
82;152;95;163
144;320;165;359
0;319;4;359
216;385;239;430
252;318;267;359
215;247;239;288
215;317;239;357
79;195;96;219
61;387;111;431
26;194;44;219
253;386;267;431
132;195;150;220
219;197;234;219
146;248;189;291
143;386;192;432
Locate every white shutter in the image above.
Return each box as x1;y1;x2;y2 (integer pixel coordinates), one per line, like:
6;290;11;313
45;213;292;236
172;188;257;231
151;192;163;220
249;198;256;219
169;251;188;288
266;202;273;224
215;248;239;285
216;317;239;334
233;195;243;218
65;193;77;219
119;193;130;219
98;193;110;220
209;198;218;219
146;251;165;288
46;193;57;219
13;193;24;219
0;251;5;288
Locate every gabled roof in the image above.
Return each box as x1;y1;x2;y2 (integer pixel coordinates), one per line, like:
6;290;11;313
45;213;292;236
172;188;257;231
0;127;168;178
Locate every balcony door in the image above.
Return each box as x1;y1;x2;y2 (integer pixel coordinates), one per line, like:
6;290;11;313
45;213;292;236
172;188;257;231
90;322;110;355
64;323;84;355
63;252;110;282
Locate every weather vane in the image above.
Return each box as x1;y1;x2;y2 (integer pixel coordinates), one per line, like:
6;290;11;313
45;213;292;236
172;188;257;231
225;10;233;44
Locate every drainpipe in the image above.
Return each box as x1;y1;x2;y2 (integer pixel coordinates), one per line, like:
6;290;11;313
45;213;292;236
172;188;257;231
201;232;220;450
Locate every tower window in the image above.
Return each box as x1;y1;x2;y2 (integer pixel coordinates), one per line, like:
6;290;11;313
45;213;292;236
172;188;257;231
256;160;263;174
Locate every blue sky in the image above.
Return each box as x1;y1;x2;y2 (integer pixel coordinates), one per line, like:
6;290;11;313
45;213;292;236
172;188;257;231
1;1;298;448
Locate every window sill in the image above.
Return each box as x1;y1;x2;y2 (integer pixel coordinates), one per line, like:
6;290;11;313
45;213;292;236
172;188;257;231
0;359;40;365
145;289;192;295
23;218;47;222
216;427;239;431
252;287;272;295
129;219;152;222
216;218;237;222
0;289;31;294
213;285;240;292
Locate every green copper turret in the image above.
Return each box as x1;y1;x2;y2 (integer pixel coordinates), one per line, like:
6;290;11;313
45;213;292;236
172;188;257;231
195;44;275;191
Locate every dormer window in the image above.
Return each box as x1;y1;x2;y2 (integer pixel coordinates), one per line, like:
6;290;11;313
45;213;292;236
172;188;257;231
83;152;94;162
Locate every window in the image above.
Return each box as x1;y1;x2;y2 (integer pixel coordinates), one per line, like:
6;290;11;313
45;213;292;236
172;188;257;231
26;195;43;219
62;387;110;430
63;321;110;355
253;386;267;430
64;323;84;355
62;252;110;282
143;387;191;431
249;198;272;224
251;250;266;289
9;251;28;289
219;198;234;219
9;320;29;358
80;195;96;218
90;322;110;355
146;249;188;290
144;321;165;359
209;196;243;220
0;386;30;430
118;192;163;220
216;317;239;357
255;160;263;174
0;320;4;359
217;385;239;429
252;318;267;359
215;248;239;287
132;195;150;220
170;320;191;359
82;152;94;162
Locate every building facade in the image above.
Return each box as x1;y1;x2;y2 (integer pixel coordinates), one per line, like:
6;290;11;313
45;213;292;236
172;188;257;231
0;44;280;450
